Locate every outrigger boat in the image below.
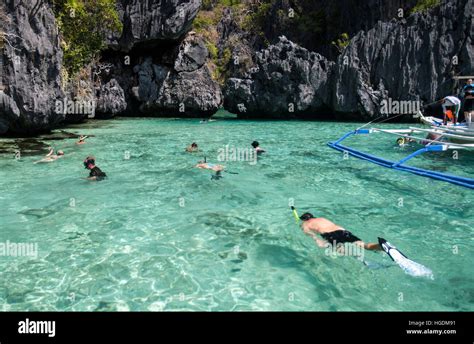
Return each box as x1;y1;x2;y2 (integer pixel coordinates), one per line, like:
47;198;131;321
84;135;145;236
329;74;474;189
419;113;467;128
417;75;473;129
328;122;474;189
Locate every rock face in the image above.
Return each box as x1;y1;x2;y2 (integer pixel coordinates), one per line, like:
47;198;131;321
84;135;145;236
131;35;222;117
95;79;127;118
174;35;208;72
224;0;473;120
0;0;64;135
216;7;256;79
224;36;333;118
261;0;419;60
330;0;473;118
0;0;220;135
1;0;471;134
108;0;202;51
100;1;222;118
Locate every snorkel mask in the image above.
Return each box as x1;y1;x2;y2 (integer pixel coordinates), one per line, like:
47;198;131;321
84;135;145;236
299;213;315;221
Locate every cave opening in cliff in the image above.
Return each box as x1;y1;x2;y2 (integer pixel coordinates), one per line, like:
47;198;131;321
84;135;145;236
101;38;182;69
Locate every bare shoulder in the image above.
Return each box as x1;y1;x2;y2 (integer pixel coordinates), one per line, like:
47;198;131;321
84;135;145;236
304;218;321;231
315;217;334;225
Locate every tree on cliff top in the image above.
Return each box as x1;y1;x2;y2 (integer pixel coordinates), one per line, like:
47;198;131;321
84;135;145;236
52;0;122;75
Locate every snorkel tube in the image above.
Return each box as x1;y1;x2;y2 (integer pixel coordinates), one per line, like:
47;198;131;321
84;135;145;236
291;206;300;224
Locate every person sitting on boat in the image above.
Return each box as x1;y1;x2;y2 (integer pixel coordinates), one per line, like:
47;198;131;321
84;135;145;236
462;78;474;126
441;96;461;125
84;156;107;181
195;158;225;180
34;147;65;164
186;142;199;153
251;141;266;155
299;212;382;251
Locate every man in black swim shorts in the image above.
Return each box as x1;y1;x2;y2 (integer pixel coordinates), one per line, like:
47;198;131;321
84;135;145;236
299;212;381;251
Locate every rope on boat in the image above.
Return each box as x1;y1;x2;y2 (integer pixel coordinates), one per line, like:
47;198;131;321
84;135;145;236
358;71;469;131
357;112;407;131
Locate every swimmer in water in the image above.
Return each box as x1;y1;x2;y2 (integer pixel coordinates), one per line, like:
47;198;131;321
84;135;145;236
251;141;266;155
34;148;65;164
396;137;415;147
83;156;107;181
299;212;381;252
76;135;88;145
195;158;225;180
200;118;216;124
186;142;199;153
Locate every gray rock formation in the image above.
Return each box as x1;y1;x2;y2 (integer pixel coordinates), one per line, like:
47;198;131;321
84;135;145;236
101;2;222;118
224;36;333;118
108;0;202;51
216;7;255;79
95;78;127;118
261;0;419;59
0;91;20;133
174;34;207;72
224;0;473;120
331;0;473;118
132;35;222;117
1;0;471;134
0;0;64;135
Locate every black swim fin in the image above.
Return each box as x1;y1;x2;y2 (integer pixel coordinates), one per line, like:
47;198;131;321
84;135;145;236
378;237;408;261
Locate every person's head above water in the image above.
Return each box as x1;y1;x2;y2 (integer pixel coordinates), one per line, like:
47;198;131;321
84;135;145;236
251;141;259;148
57;150;64;156
84;156;96;169
299;213;315;221
191;143;198;148
396;137;405;145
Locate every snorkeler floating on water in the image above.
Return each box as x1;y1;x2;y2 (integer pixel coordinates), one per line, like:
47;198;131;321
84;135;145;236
195;157;225;180
291;207;433;277
76;135;88;145
34;147;65;164
83;156;107;181
298;211;382;251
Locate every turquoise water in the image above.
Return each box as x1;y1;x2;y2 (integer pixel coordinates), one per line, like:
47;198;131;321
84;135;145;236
0;118;472;311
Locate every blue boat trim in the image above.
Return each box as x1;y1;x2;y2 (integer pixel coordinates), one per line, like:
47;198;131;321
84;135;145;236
328;131;474;189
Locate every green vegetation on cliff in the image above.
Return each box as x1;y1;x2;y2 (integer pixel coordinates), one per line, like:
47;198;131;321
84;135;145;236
52;0;122;76
241;2;272;37
193;1;245;84
192;0;433;84
410;0;441;14
331;33;350;53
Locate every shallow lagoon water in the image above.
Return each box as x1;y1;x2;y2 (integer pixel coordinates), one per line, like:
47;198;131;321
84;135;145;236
0;118;472;311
